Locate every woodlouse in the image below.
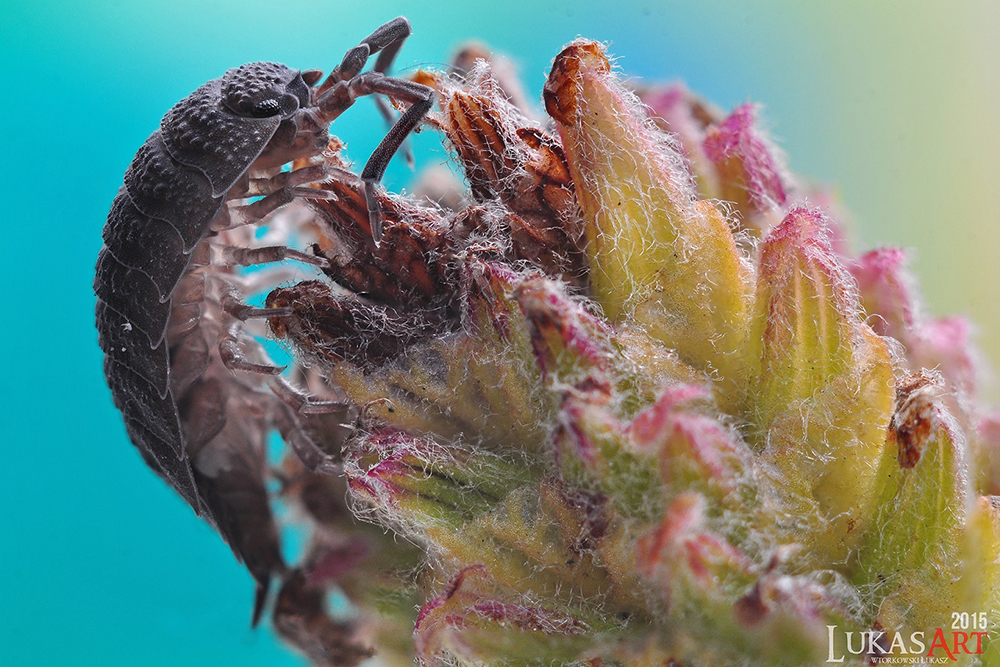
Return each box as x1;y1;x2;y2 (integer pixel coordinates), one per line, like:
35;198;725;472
93;17;433;623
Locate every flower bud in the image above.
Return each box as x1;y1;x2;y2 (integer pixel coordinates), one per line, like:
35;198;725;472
543;41;754;384
912;316;978;397
637;493;850;666
555;396;659;519
977;415;1000;495
853;248;980;400
703;104;791;228
636;492;756;595
637;83;721;198
959;497;1000;625
628;385;756;512
748;207;895;561
345;429;533;534
857;372;973;632
514;276;618;398
852;247;916;340
414;566;607;665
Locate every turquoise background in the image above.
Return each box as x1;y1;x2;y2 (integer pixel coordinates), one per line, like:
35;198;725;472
2;1;997;665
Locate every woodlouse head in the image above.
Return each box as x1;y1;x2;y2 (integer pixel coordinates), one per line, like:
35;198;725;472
221;61;311;120
239;62;331;171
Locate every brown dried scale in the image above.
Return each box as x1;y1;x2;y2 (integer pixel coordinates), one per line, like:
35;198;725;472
269;133;589;377
267;280;445;367
435;64;587;283
304;156;494;309
93;18;434;625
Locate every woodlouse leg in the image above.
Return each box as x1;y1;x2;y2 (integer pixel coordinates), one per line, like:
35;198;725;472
269;377;350;416
214;244;331;270
219;321;285;375
221;287;293;322
223;164;337;231
367;19;417;168
244;163;331;198
321;17;413;89
360;77;434;242
319;16;415;164
317;72;434;244
223;185;335;231
372;98;414;168
273;403;341;475
223;188;294;230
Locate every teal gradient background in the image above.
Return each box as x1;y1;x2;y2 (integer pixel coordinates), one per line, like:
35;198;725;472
2;1;997;665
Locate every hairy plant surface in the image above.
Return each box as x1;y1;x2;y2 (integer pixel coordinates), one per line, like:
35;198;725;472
188;40;1000;666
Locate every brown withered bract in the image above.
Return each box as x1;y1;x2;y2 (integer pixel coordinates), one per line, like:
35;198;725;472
889;371;940;469
436;65;587;283
267;281;444;367
267;100;591;372
303;148;492;308
542;41;609;126
450;42;536;116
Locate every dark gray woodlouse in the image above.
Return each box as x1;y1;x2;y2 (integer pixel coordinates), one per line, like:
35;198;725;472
93;17;433;624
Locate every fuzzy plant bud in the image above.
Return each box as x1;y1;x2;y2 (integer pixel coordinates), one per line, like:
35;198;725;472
961;497;1000;661
543;41;754;388
636;493;849;666
855;372;974;634
852;247;916;340
703;104;792;230
345;429;535;533
156;34;1000;667
747;206;895;562
414;565;614;665
636;83;721;199
627;385;757;514
853;247;979;397
978;415;1000;496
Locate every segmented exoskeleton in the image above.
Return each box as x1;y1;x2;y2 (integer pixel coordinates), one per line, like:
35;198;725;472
94;17;433;623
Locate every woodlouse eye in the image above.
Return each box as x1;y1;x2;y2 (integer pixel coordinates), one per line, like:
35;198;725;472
251;99;282;118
